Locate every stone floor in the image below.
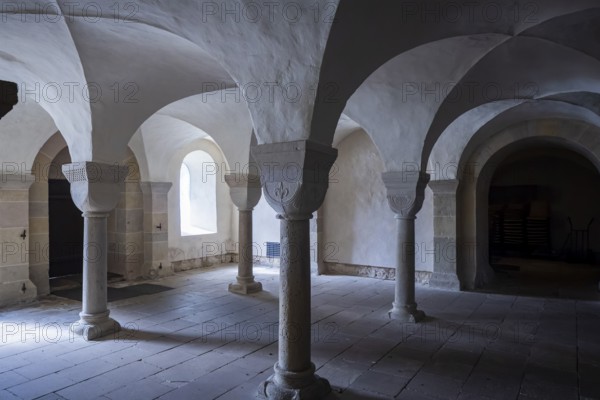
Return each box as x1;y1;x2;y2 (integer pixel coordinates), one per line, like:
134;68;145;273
485;257;600;300
1;264;599;400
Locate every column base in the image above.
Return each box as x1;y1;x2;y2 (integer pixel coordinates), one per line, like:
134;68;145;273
388;303;426;323
259;362;331;400
429;272;461;291
70;311;121;340
229;277;263;295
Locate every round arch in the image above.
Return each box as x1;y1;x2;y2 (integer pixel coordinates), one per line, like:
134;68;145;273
29;133;145;295
167;138;235;270
456;119;600;289
429;99;600;180
29;132;68;295
131;94;254;184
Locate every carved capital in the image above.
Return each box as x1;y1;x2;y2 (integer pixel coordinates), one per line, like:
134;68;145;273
251;140;337;220
382;171;430;218
225;173;262;211
62;162;129;213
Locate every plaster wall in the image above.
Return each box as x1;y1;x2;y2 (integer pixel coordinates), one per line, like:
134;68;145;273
322;130;434;274
0;102;58;174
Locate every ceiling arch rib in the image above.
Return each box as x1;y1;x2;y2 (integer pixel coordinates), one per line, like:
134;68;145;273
518;8;600;62
135;115;214;182
429;100;600;181
0;8;91;163
130;91;255;182
311;0;600;147
0;101;60;170
463;120;600;182
58;15;236;164
423;35;600;170
153;93;255;169
50;0;339;150
343;34;510;171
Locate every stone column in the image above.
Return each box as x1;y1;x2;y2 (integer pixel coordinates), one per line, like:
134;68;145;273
0;174;37;307
253;140;336;400
63;162;128;340
428;179;461;291
225;173;262;294
140;182;173;278
383;171;429;323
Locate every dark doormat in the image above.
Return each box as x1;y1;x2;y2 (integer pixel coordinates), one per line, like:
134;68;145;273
53;284;173;302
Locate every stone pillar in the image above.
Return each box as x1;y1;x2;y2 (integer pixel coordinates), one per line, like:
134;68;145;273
382;171;429;323
225;173;262;294
0;174;37;307
253;140;336;400
428;180;461;291
140;182;173;278
63;162;128;340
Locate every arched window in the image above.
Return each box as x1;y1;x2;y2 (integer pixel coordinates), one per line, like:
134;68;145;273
180;150;218;235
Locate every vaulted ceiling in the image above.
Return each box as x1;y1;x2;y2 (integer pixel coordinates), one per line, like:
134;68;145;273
0;0;598;174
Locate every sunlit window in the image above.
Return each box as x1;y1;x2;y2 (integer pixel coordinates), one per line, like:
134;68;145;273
180;150;217;235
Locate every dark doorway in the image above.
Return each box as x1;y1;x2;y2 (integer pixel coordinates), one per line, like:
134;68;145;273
488;146;600;262
48;179;84;278
484;145;600;299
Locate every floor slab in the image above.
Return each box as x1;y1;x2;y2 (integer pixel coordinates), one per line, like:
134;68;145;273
0;264;598;399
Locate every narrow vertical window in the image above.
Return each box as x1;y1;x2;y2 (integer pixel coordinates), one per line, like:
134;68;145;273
180;151;217;235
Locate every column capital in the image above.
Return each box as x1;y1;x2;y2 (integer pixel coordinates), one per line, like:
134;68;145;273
428;179;459;194
62;162;129;213
382;171;430;218
225;173;262;211
251;140;337;220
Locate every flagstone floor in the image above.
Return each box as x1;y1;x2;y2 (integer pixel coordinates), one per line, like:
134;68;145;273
0;264;599;399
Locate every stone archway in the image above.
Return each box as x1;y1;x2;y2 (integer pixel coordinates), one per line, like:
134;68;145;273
456;119;600;290
29;133;145;295
47;147;84;279
29;132;68;295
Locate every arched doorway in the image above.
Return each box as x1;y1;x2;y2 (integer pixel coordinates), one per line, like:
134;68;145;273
48;147;83;279
486;144;600;297
30;134;145;293
455;119;600;295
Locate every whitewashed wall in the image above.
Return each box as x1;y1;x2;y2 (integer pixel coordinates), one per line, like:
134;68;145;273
322;130;434;273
